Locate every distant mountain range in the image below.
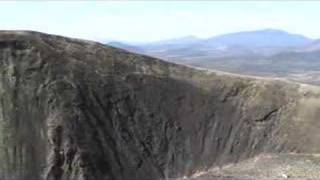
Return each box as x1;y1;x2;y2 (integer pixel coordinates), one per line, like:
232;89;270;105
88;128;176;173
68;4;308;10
106;29;320;85
107;29;318;59
204;29;311;48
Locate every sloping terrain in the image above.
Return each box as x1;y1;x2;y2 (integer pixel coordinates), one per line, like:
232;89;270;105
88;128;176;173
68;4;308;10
187;153;320;180
172;50;320;85
295;39;320;52
1;31;320;180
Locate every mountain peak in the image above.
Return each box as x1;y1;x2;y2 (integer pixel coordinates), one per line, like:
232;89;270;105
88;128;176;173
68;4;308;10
205;29;312;48
259;28;288;33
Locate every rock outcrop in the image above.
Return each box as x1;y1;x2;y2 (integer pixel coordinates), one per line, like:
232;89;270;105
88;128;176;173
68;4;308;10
1;31;320;180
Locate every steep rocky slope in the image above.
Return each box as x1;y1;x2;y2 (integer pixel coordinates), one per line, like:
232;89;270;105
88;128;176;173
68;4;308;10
1;31;320;180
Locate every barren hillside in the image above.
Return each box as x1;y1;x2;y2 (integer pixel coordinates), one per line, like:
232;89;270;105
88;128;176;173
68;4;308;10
1;31;320;180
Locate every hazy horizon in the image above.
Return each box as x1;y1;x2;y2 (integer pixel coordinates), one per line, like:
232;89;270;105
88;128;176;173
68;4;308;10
1;1;320;43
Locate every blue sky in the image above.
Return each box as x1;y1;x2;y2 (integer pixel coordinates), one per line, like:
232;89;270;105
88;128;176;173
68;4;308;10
1;1;320;43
